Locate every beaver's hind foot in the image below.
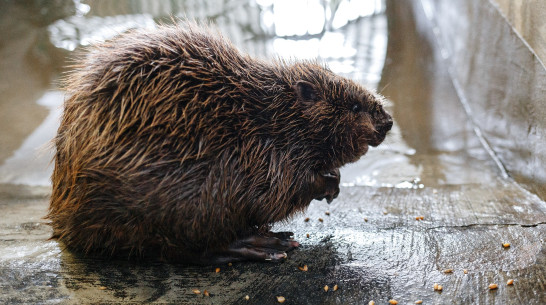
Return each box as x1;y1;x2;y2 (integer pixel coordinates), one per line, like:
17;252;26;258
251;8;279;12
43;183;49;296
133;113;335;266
199;232;300;264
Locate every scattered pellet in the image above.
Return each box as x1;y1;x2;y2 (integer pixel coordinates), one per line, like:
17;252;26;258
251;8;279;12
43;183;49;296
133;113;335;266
324;285;329;292
415;301;423;304
245;295;250;300
203;290;210;297
389;299;398;304
215;267;220;273
507;279;514;285
228;263;232;266
98;286;107;290
304;217;310;222
333;284;338;291
433;283;443;291
368;301;375;305
298;265;308;272
443;269;453;274
306;233;310;238
192;289;201;295
276;296;286;303
325;211;330;216
364;218;368;222
383;211;388;215
463;269;468;274
502;243;510;248
318;218;324;222
489;283;498;290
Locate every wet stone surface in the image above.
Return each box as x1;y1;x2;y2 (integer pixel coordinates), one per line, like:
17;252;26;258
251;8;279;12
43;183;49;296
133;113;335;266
1;0;545;304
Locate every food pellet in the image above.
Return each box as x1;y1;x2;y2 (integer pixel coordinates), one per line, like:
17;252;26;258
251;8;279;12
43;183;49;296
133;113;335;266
368;301;375;305
433;283;443;291
324;285;329;292
306;233;310;238
298;265;308;271
415;301;423;304
333;284;338;291
192;289;201;295
215;267;220;273
463;269;468;274
383;211;388;215
443;269;453;273
325;211;330;216
98;286;107;290
203;290;210;297
503;243;510;248
389;300;398;304
489;283;498;290
364;218;368;222
304;217;310;222
318;218;324;222
228;263;232;266
276;296;286;303
507;279;514;285
245;295;250;300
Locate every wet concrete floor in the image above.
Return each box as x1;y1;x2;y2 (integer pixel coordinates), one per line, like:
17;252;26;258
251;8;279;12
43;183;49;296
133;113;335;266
0;0;545;304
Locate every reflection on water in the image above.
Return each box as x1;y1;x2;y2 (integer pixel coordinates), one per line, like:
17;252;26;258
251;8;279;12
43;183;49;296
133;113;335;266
0;0;388;187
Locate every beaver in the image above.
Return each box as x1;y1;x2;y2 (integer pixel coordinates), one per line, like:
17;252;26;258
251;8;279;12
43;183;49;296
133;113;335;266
47;22;392;264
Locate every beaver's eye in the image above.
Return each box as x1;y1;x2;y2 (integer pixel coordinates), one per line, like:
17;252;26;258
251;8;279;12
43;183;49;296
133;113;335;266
351;103;362;113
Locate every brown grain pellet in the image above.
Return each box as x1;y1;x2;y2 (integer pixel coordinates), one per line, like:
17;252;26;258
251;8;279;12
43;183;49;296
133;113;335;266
325;211;330;216
215;267;220;273
323;285;329;292
389;300;398;304
415;301;423;304
306;233;310;238
502;243;510;248
228;263;232;266
276;296;286;303
489;283;498;290
433;283;443;291
304;217;310;222
318;218;324;222
443;269;453;273
463;269;468;274
192;289;201;295
364;218;368;222
203;290;210;297
507;279;514;285
333;284;338;291
298;265;308;272
244;295;250;300
368;301;375;305
98;286;107;290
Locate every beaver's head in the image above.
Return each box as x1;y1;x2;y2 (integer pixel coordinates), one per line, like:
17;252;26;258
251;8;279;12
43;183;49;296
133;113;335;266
293;64;392;169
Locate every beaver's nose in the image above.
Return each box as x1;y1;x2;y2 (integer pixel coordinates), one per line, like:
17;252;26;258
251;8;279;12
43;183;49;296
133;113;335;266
378;120;393;134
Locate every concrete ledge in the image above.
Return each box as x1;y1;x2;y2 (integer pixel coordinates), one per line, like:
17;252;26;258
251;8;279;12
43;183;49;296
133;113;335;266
418;0;546;200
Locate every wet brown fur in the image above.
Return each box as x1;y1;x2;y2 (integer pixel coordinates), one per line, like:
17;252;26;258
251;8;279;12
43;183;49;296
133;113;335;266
47;22;392;261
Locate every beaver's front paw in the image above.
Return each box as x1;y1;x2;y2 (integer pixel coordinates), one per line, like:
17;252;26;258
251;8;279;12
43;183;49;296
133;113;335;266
312;169;340;203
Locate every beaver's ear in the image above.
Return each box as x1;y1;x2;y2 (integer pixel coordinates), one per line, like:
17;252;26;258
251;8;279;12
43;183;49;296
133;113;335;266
295;80;319;105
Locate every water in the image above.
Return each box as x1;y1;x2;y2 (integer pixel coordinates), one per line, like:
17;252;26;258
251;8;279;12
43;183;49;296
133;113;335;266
1;1;545;304
0;0;505;192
